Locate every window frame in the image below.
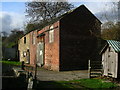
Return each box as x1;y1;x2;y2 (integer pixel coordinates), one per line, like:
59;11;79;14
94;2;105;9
49;25;54;43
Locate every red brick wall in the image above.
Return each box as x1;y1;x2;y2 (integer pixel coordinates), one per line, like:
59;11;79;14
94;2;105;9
30;30;37;65
37;21;60;71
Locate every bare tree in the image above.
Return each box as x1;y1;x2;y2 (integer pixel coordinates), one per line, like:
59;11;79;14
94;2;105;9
25;1;74;24
100;1;120;41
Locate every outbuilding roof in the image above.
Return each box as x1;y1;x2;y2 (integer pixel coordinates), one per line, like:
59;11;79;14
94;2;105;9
107;40;120;52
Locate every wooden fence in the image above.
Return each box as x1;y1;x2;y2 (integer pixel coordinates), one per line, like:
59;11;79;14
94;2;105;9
88;60;103;78
21;62;37;89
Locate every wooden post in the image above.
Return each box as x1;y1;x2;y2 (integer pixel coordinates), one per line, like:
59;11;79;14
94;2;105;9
88;60;91;78
21;61;25;70
33;56;37;89
34;64;37;80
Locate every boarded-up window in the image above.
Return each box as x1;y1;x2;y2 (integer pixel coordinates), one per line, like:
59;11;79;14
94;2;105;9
49;25;54;43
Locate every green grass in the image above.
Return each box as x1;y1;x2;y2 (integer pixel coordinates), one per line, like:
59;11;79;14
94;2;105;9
0;60;21;66
36;79;118;89
77;79;118;88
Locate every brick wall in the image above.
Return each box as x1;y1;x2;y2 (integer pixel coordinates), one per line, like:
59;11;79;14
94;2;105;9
37;21;60;71
30;30;37;65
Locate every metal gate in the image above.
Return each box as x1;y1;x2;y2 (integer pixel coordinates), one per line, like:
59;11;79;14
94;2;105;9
37;42;44;67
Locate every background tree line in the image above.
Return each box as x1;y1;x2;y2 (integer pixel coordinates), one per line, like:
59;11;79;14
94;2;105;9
101;21;120;41
101;1;120;41
2;29;23;48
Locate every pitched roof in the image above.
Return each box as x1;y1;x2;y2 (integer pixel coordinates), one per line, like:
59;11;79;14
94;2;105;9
38;5;101;33
23;5;102;38
46;4;102;26
107;40;120;52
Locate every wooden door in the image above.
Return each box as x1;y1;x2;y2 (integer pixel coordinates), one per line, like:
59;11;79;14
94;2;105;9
108;52;116;77
102;52;108;76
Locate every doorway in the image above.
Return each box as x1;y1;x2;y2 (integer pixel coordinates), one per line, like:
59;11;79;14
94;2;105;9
37;42;44;67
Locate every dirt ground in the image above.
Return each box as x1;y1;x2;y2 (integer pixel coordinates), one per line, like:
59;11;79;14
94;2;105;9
36;68;89;81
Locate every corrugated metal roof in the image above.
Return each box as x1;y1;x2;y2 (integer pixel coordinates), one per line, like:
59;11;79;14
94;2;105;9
107;40;120;52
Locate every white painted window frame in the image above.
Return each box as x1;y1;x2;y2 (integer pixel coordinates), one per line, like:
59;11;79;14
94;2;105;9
49;25;54;43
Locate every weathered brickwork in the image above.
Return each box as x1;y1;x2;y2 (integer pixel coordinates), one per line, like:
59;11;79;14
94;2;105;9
30;30;38;65
37;21;60;71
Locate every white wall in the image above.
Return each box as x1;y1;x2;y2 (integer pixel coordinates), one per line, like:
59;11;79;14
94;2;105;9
102;45;118;78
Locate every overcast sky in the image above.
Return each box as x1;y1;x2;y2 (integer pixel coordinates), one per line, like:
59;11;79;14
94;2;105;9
0;0;119;34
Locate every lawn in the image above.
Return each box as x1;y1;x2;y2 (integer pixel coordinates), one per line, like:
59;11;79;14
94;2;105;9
0;60;21;66
77;79;117;88
36;79;118;89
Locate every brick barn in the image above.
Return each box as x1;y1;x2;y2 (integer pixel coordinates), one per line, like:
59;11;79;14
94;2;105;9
36;5;101;71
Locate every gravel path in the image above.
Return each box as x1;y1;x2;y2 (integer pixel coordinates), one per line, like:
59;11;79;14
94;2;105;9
36;68;88;81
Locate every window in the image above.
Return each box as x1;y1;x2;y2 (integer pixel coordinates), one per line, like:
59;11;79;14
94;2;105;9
24;37;26;44
23;51;27;57
49;25;54;43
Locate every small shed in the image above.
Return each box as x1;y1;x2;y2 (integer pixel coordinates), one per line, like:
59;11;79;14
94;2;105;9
101;40;120;78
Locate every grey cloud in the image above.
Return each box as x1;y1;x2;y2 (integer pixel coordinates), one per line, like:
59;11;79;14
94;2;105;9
1;14;12;34
95;9;118;23
0;12;25;34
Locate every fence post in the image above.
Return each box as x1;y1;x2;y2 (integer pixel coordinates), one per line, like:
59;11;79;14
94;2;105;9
21;61;25;70
88;60;91;78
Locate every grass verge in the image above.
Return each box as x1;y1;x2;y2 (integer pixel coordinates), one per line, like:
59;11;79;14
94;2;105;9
0;60;21;66
38;79;118;89
77;79;118;88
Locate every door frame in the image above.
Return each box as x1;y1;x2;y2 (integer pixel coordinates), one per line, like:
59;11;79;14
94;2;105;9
37;36;45;67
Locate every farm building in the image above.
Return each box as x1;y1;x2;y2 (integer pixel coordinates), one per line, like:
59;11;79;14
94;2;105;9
36;5;101;71
18;33;30;63
101;40;120;78
18;30;38;65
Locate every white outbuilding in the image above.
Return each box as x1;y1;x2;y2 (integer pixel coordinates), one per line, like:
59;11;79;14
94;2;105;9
101;40;120;78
